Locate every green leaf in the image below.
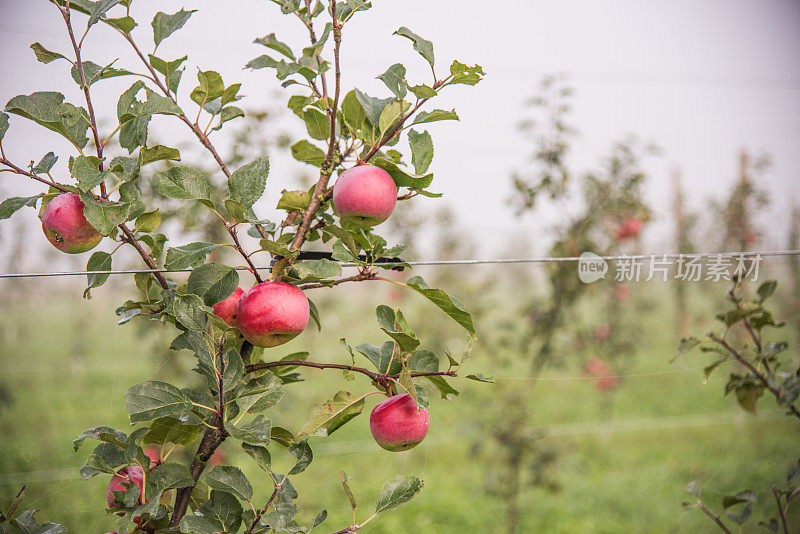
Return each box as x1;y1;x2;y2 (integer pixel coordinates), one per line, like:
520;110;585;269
408;129;433;174
139;144;180;166
148;54;186;94
308;298;322;331
187;263;240;306
32;152;58;174
408;349;438;372
375;305;420;353
298;391;366;437
9;510;66;533
180;490;243;533
204;465;253;502
5;92;90;149
80;192;130;235
190;70;225;106
254;33;296;60
397;367;418;407
377;63;407;99
141;417;201;447
293;258;342;280
757;280;777;303
229;156;269;208
69;155;108;192
134;209;161;233
355;341;400;374
165;242;220;270
448;60;485;86
412;108;458;125
172;293;210;331
425;375;459;399
152;9;196;48
157;165;212;200
373;157;433;191
288;439;313;475
465;373;495;383
0;112;9;141
30;42;65;64
726;502;753;525
722;489;757;510
73;425;127;451
393;27;435;70
408;84;437;99
355;89;394;128
228;415;271;446
378;100;410;135
213;106;244;131
106;15;136;32
291;140;326;167
303;108;329;140
125;381;193;424
0;195;41;220
87;0;121;28
241;443;271;472
70;61;133;87
734;382;764;414
404;276;476;338
340;471;357;510
277;189;312;211
375;475;424;514
84;251;112;298
341;89;367;131
684;480;701;497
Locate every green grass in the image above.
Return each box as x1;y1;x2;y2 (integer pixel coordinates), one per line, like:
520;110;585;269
0;278;798;533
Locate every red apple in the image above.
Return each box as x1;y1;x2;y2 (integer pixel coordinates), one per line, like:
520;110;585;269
41;192;102;253
236;282;309;347
107;465;145;509
143;446;160;468
594;324;611;341
370;394;429;452
332;165;397;227
615;217;643;240
209;449;226;467
212;287;244;327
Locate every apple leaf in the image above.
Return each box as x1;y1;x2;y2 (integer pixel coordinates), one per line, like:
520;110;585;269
377;63;407;100
124;381;193;424
84;251;112;299
254;33;296;60
298;391;366;437
227;416;272;446
355;341;401;375
187;262;239;306
303;108;329;140
375;475;424;514
32;152;58;174
157;165;212;200
403;276;476;339
291;140;326;167
164;242;220;270
5;92;90;149
393;27;435;70
373;157;433;191
0;195;41;220
288;439;313;474
30;42;66;64
412;109;458;125
229;156;269;208
204;465;253;502
139;144;181;166
408;129;433;174
80;193;130;235
179;491;243;533
241;443;271;472
375;305;419;353
152;9;196;49
408;349;439;373
277;189;312;211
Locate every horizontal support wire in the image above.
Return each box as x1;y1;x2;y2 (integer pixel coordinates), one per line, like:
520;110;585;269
0;249;798;279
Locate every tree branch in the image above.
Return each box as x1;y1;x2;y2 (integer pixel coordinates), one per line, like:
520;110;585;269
245;359;456;384
246;477;282;534
708;332;800;420
0;157;68;192
695;500;732;534
297;272;375;290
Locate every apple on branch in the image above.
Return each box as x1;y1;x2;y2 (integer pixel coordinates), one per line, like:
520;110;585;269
332;164;397;227
370;393;429;452
236;281;310;347
41;192;102;253
212;287;244;327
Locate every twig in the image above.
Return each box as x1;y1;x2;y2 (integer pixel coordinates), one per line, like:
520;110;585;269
695;500;732;534
297;272;375;290
246;477;283;534
773;486;790;534
245;359;457;385
0;157;68;192
708;332;800;420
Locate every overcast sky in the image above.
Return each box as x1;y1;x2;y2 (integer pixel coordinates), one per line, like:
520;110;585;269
1;0;799;265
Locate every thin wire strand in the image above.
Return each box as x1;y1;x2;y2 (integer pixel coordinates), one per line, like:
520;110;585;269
0;249;797;279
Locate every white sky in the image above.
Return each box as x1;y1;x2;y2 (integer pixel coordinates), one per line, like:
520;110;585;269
1;0;799;264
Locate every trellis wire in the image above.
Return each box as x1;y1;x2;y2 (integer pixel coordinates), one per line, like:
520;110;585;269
0;249;798;279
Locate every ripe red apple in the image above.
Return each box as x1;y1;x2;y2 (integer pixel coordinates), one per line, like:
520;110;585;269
209;449;226;466
236;282;309;347
370;394;429;452
41;192;102;253
107;465;145;509
143;446;160;468
615;217;643;240
212;287;244;327
332;165;397;227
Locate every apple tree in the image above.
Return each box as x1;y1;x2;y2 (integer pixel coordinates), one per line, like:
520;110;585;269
0;1;487;531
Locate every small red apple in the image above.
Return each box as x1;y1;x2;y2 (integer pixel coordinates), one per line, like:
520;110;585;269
370;394;429;452
615;217;643;240
212;287;244;327
236;282;310;347
41;192;102;253
143;446;161;468
209;449;226;466
594;324;611;341
332;165;397;227
107;465;145;509
614;284;630;301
